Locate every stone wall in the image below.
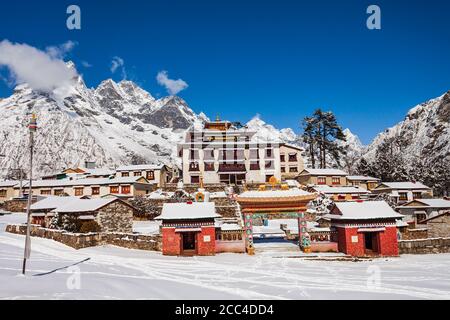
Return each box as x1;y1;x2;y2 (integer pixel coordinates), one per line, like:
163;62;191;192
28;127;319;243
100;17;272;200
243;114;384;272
399;237;450;254
399;228;428;240
97;201;134;233
4;199;29;212
6;224;161;251
427;214;450;238
162;183;227;193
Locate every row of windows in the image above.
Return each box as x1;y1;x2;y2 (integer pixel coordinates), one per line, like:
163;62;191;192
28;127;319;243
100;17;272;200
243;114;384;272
280;154;298;162
0;190;7;197
121;171;155;180
317;177;342;185
40;186;131;196
216;233;243;241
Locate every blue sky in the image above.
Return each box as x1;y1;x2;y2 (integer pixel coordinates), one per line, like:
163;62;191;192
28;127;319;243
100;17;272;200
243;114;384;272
0;0;449;144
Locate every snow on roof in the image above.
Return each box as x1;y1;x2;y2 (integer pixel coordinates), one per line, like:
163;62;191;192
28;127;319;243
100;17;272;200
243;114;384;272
347;176;380;181
326;201;403;220
311;185;370;194
55;198;117;213
399;199;450;208
116;164;164;171
377;182;430;190
0;180;20;187
21;176;148;188
147;189;174;199
301;168;348;176
84;168;115;176
220;223;242;231
285;180;300;187
238;188;314;199
157;202;219;220
31;196;83;211
210;191;227;198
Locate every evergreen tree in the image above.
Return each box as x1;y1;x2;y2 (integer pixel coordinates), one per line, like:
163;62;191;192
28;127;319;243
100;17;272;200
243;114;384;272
301;109;346;168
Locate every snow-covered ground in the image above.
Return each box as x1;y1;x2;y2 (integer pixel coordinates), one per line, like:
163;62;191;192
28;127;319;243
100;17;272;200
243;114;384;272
1;213;450;300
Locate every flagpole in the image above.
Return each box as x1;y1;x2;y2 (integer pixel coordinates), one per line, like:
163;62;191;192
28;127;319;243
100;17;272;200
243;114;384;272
22;113;37;275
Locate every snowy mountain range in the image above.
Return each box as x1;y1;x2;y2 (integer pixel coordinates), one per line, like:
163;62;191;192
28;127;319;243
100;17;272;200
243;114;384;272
361;91;450;170
0;62;448;180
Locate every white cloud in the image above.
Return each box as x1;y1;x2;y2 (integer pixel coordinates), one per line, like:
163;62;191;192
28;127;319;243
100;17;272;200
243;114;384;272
45;40;77;59
81;60;92;68
156;70;188;95
110;56;126;79
0;40;78;95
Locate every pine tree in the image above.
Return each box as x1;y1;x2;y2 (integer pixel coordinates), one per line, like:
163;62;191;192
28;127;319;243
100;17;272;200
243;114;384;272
301;109;346;169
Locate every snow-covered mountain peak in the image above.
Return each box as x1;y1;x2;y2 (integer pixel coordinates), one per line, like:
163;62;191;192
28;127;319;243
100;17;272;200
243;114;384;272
246;114;299;144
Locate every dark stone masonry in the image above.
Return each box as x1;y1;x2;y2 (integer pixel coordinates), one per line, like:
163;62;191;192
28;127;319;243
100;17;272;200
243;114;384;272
6;224;161;251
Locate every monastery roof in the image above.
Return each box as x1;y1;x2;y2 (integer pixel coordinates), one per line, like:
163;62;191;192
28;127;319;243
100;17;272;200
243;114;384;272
375;182;430;190
346;175;380;181
116;164;165;171
157;202;220;220
398;198;450;209
20;177;149;188
0;180;21;187
31;196;81;211
325;201;403;220
238;188;314;199
55;198;117;213
300;168;348;176
311;185;370;194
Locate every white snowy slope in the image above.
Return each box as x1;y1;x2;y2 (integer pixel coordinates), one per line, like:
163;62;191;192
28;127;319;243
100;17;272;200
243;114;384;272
0;65;207;178
246;115;302;146
362;91;450;166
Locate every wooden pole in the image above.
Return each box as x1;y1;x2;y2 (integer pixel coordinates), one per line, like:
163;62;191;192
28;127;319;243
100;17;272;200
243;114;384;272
22;113;36;275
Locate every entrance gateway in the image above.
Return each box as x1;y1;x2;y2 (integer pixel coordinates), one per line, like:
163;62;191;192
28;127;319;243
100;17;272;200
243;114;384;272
236;188;317;255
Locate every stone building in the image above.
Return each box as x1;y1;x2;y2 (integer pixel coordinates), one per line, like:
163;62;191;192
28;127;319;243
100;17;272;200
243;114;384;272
307;185;370;201
422;211;450;238
30;196;136;233
396;199;450;227
0;180;20;204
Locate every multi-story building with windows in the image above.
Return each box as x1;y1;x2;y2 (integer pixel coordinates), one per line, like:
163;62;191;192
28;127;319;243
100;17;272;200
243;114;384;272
279;143;305;180
178;119;281;185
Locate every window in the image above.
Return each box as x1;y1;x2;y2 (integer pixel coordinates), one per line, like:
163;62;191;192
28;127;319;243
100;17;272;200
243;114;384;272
74;187;84;196
332;177;340;185
337;195;346;201
288;154;297;162
289;167;298;173
146;171;155;180
265;161;273;169
250;162;260;170
281;166;286;173
54;189;64;196
280;154;285;162
413;192;422;199
204;162;215;171
265;175;273;182
133;171;142;177
0;189;7;197
266;149;272;157
40;190;51;195
189;162;200;171
399;192;408;201
416;213;427;224
317;177;326;185
121;185;131;194
191;176;200;184
110;186;119;194
91;187;100;195
121;172;129;177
